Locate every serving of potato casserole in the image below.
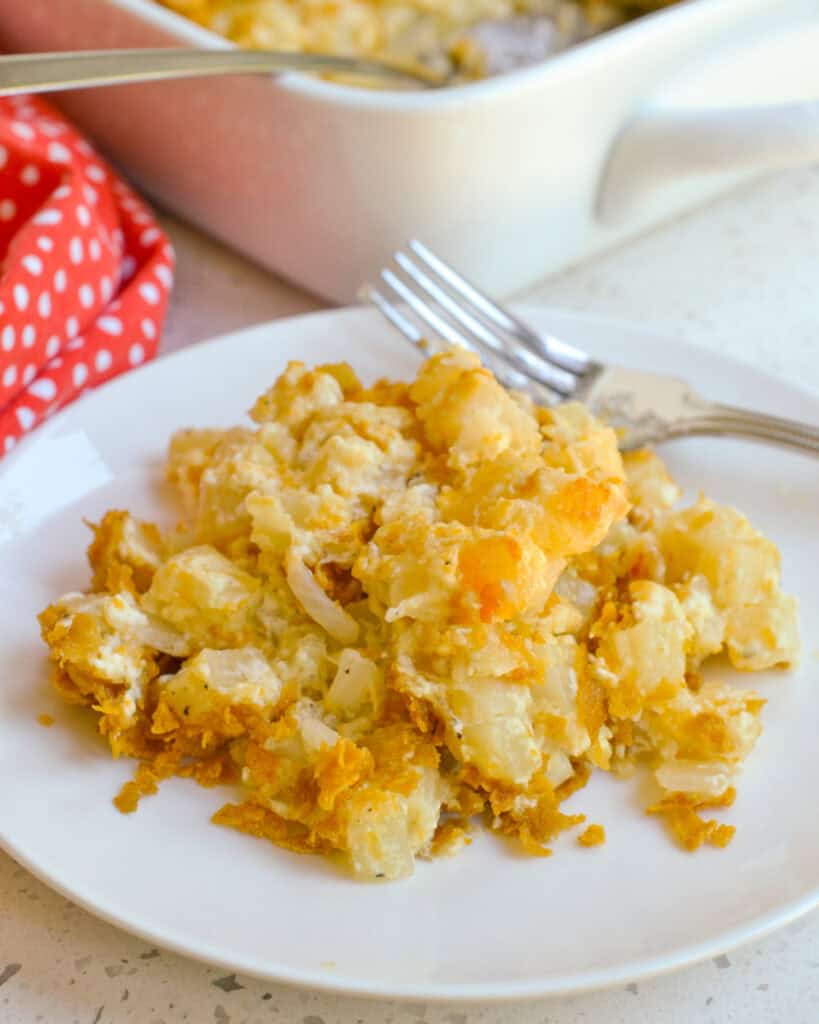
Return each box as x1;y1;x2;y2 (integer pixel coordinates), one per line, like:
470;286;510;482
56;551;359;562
157;0;679;79
39;348;798;880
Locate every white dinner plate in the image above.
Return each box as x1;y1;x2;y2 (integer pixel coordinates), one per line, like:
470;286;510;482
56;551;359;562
1;307;818;1002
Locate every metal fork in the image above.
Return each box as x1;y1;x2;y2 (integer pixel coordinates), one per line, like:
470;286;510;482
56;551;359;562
363;240;819;455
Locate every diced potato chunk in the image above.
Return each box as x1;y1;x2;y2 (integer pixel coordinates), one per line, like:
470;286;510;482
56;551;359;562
87;510;166;594
144;545;260;645
644;682;763;765
725;593;799;670
409;349;541;467
163;647;282;721
166;427;251;518
346;790;413;880
675;575;725;666
449;679;540;785
623;449;681;513
250;361;343;432
596;582;689;714
662;500;780;607
541;401;624;483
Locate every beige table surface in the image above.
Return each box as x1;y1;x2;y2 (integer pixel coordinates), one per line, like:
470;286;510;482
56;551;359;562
3;166;819;1024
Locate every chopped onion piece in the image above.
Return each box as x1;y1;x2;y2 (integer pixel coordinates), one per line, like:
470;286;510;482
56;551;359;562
285;549;359;644
326;649;382;718
655;759;732;798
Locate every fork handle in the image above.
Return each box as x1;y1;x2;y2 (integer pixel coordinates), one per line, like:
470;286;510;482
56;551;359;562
672;402;819;455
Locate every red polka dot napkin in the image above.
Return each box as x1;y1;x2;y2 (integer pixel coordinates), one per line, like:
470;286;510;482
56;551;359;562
0;94;174;458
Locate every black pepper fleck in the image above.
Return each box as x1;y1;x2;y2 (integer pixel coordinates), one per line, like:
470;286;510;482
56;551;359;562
212;974;244;993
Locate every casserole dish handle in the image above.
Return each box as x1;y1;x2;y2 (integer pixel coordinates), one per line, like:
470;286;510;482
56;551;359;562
597;13;819;223
598;99;819;222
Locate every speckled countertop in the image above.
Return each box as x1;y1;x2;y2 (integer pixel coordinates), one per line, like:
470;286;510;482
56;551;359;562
3;167;819;1024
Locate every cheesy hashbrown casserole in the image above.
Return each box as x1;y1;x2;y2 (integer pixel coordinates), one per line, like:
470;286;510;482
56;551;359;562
39;349;799;879
157;0;680;80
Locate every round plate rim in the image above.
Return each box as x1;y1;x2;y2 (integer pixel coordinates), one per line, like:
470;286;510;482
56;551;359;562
2;303;818;1003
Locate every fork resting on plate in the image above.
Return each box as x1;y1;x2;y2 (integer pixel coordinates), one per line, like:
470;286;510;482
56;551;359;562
363;240;819;456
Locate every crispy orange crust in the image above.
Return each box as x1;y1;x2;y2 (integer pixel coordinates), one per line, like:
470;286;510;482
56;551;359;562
213;801;333;856
458;536;522;623
647;788;737;851
577;824;606;847
429;819;472;857
87;510;165;595
114;753;181;814
314;738;374;811
457;765;585;856
576;663;607;739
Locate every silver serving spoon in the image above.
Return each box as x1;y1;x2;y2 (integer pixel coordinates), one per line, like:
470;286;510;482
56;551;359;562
0;19;581;98
0;47;442;95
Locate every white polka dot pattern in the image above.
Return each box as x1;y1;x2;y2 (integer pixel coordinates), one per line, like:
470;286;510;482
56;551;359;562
33;209;61;226
11;122;35;141
22;254;43;275
16;406;35;430
0;93;173;452
98;316;123;336
20;163;40;186
95;350;112;372
154;264;174;289
47;141;71;164
139;282;160;305
28;376;57;401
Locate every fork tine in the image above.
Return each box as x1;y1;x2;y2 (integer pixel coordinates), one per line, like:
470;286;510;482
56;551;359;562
408;239;593;375
363;283;425;346
374;272;558;406
394;250;577;397
380;268;476;354
382;266;564;403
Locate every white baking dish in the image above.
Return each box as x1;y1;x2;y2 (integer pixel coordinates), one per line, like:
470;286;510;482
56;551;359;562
1;0;818;302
